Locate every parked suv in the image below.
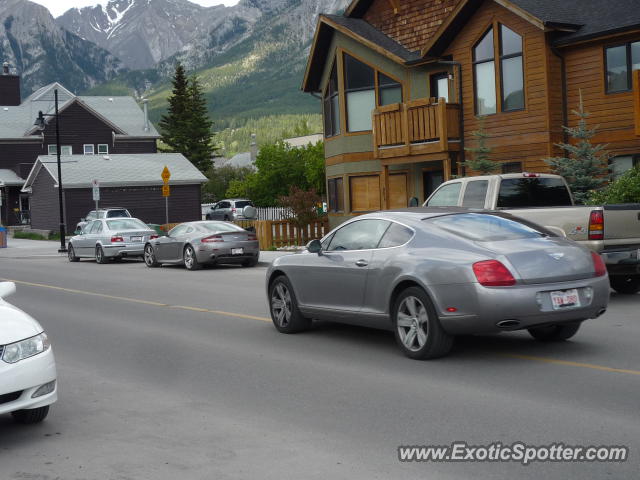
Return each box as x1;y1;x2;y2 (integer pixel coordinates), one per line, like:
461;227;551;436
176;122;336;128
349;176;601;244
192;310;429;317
75;208;132;234
206;199;257;221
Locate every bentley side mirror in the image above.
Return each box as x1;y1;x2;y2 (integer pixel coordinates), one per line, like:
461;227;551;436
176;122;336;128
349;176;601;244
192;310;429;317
307;239;322;254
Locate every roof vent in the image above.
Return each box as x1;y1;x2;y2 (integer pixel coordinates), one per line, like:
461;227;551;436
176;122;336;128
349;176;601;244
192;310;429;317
2;62;9;75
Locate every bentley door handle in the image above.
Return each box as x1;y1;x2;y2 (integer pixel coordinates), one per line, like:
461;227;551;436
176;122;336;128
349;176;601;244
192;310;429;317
355;260;368;267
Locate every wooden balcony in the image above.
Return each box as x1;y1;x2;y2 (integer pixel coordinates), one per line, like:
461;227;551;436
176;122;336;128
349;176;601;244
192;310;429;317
372;97;461;161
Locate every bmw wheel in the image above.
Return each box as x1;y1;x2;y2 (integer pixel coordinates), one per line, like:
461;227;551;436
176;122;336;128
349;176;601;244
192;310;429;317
144;244;160;268
269;275;310;333
67;245;79;262
95;246;109;264
183;245;202;270
393;287;453;359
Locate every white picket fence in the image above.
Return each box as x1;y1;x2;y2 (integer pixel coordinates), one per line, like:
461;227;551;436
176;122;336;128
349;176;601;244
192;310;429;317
201;204;292;221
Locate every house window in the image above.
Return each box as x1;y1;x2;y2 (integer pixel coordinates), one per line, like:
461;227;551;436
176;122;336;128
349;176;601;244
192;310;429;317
473;24;524;115
501;161;522;173
84;144;95;155
378;72;402;106
323;63;340;138
344;54;375;132
499;25;524;111
430;73;450;102
610;155;639;178
605;42;640;92
349;175;381;212
97;144;109;154
473;28;497;115
48;145;72;155
327;177;344;212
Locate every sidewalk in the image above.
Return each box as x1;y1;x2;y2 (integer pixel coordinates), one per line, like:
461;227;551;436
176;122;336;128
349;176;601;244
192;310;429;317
0;237;299;263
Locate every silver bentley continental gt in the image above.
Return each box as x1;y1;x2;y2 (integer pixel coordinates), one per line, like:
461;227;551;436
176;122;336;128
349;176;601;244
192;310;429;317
143;221;260;270
266;208;610;359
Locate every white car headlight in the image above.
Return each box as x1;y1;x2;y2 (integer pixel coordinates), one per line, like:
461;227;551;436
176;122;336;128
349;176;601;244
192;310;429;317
2;333;51;364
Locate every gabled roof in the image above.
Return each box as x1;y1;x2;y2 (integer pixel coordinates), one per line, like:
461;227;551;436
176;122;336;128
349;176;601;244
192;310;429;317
0;169;24;187
0;83;159;140
344;0;374;18
302;14;420;93
23;153;207;190
422;0;640;57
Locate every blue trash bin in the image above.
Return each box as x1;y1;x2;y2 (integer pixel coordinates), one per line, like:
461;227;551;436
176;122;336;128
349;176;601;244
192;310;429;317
0;226;7;248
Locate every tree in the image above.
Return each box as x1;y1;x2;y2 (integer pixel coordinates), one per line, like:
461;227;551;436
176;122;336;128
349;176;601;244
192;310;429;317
545;93;610;204
158;63;216;173
202;165;253;203
587;166;640;205
463;117;499;175
279;187;322;243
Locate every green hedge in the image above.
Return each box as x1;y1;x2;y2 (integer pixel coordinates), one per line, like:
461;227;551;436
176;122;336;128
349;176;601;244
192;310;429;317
587;166;640;205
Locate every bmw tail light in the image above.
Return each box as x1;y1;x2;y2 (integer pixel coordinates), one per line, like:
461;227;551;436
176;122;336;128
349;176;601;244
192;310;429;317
588;210;604;240
473;260;516;287
110;236;124;243
202;235;223;243
591;251;607;277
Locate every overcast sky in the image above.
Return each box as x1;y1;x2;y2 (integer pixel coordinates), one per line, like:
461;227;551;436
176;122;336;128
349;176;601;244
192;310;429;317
30;0;240;18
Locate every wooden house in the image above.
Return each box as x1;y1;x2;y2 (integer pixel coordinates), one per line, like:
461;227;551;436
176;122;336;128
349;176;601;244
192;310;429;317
303;0;640;227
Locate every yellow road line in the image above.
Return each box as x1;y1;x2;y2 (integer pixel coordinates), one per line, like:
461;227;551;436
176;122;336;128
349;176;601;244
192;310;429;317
501;354;640;376
4;278;640;375
1;278;271;323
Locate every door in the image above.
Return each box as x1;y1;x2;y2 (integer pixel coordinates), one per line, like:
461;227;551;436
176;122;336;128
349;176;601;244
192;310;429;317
292;219;390;313
156;224;189;261
430;73;450;102
423;170;444;200
76;220;100;256
389;173;408;209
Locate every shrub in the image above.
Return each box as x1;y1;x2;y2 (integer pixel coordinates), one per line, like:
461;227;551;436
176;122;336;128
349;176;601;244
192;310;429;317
587;166;640;205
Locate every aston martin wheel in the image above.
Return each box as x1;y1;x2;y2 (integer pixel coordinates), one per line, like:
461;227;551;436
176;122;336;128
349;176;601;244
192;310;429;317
269;275;310;333
393;287;453;360
144;244;160;268
183;245;202;271
67;245;79;262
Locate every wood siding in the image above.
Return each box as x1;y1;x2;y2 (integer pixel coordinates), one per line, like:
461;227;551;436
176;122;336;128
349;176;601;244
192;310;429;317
29;170;60;232
563;34;640;157
444;0;555;172
363;0;459;52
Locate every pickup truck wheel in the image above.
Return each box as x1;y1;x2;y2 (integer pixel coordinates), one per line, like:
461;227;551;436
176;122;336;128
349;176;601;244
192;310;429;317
610;276;640;295
528;321;581;341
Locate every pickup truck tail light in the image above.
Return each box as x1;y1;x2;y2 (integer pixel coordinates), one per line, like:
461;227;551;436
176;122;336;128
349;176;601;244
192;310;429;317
202;235;224;243
472;260;516;287
591;251;607;277
110;236;124;243
588;210;604;240
522;172;540;178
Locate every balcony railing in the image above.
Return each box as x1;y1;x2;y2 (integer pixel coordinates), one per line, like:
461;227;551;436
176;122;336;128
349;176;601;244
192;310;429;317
372;97;461;160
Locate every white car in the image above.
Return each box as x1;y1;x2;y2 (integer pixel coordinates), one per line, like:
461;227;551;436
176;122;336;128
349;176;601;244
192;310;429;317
0;282;57;424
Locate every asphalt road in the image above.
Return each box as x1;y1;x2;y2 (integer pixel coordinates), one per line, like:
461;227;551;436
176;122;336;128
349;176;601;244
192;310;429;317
0;249;638;479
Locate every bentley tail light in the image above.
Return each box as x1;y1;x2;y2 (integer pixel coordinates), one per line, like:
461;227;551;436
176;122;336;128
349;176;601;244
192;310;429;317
591;251;607;277
473;260;516;287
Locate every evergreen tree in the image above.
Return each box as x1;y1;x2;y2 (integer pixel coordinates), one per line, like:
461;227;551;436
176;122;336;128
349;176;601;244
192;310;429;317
544;93;610;203
158;64;216;173
463;117;499;175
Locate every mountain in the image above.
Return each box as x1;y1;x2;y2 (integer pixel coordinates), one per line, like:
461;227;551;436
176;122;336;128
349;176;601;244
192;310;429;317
56;0;259;70
0;0;124;97
83;0;349;131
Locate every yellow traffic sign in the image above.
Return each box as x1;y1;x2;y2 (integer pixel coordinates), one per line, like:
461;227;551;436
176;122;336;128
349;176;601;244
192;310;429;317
161;166;171;184
162;185;170;197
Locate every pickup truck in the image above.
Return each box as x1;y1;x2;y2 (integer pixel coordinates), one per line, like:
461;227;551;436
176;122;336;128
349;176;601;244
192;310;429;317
424;173;640;294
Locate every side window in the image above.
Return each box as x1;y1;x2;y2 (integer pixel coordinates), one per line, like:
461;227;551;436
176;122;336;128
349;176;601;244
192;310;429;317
378;223;413;248
327;219;390;251
88;221;101;234
462;180;489;208
169;225;188;237
218;201;230;209
95;222;103;234
426;182;462;206
321;233;334;251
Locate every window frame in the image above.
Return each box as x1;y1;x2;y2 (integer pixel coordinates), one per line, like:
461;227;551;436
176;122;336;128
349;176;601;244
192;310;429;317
604;41;640;94
83;144;95;155
430;72;451;102
48;145;73;156
323;60;341;138
97;144;109;155
472;22;526;115
377;71;403;107
327;176;344;213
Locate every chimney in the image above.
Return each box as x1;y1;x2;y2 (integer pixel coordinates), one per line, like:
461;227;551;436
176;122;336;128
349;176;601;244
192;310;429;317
0;62;21;106
142;98;150;132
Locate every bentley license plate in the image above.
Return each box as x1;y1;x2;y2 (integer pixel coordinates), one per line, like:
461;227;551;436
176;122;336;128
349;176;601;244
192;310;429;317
550;289;580;310
231;248;243;255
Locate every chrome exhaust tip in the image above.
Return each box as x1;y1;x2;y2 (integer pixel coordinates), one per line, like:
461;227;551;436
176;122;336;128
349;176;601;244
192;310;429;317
496;319;521;329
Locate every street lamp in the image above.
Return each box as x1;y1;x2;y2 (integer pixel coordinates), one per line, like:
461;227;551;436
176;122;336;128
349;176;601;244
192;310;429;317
34;89;67;253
